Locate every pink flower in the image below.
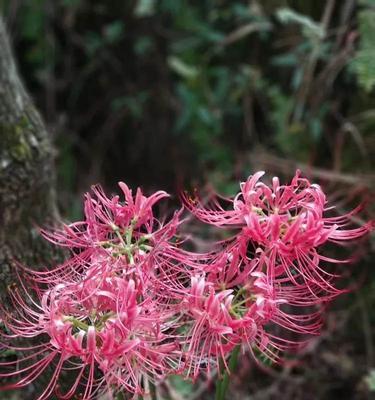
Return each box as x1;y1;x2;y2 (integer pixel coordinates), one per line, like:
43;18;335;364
0;264;180;399
182;276;236;378
35;183;186;288
41;182;170;250
1;174;371;399
185;170;372;295
181;267;324;376
0;182;191;399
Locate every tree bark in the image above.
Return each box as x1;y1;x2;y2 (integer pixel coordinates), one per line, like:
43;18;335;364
0;16;59;293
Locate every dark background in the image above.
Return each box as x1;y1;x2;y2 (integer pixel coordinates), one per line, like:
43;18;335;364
1;1;374;399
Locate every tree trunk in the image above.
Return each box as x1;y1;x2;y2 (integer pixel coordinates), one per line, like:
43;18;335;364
0;16;59;293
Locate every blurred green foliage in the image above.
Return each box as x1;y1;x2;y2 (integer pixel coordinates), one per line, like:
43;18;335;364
1;0;374;198
351;1;375;92
365;369;375;391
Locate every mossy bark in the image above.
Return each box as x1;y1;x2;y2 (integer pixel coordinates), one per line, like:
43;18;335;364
0;17;60;294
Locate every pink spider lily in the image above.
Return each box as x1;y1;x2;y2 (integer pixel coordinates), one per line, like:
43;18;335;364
181;270;323;378
182;276;236;378
184;170;372;295
33;183;187;287
0;174;371;400
0;179;190;399
0;266;180;399
41;182;172;251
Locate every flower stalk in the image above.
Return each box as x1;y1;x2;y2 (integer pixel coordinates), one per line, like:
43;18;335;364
216;345;241;400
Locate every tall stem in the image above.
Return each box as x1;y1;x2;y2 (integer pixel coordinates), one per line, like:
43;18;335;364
216;345;241;400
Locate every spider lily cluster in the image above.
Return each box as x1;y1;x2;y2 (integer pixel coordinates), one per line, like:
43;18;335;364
0;171;372;399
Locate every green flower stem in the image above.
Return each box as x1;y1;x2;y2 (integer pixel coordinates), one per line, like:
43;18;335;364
62;316;89;331
216;345;241;400
126;219;137;246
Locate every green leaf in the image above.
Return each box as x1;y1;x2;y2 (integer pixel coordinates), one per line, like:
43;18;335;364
365;369;375;391
169;375;194;397
1;349;16;357
84;32;104;55
350;10;375;92
271;53;298;67
134;0;155;17
276;7;324;39
104;21;125;44
134;36;153;55
168;56;199;79
20;2;45;40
